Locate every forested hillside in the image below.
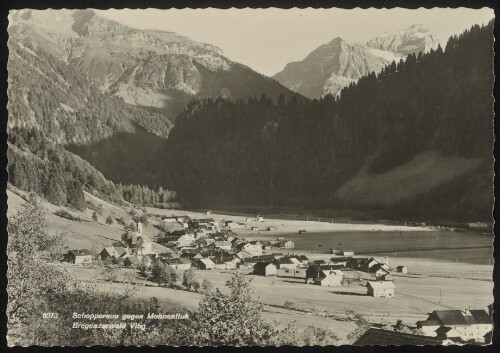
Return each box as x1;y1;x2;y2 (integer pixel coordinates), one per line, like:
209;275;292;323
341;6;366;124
161;22;494;222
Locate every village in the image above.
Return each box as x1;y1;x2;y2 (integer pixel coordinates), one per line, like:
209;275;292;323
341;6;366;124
63;213;493;345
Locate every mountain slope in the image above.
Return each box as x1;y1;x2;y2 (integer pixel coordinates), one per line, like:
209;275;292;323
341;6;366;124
8;9;298;143
161;22;493;222
273;25;439;99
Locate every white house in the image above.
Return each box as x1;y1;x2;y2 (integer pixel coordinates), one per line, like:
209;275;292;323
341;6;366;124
366;281;395;298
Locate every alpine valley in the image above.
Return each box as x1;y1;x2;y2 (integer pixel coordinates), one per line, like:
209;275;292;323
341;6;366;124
7;9;494;224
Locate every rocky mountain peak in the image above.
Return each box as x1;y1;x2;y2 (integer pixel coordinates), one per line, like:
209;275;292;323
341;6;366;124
366;24;439;56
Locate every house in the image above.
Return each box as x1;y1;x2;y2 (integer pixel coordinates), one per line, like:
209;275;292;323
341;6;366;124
253;262;277;276
214;240;232;251
297;255;309;264
257;216;264;222
354;328;444;345
100;246;129;261
177;233;196;247
416;309;493;343
330;257;348;267
435;326;463;342
313;270;344;287
195;258;215;270
273;257;297;270
286;256;302;266
163;258;191;270
65;249;92;265
311;259;326;266
236;250;252;260
396;266;408;274
241;242;263;256
280;240;294;249
124;256;141;268
370;263;390;278
305;264;343;283
366;281;395;298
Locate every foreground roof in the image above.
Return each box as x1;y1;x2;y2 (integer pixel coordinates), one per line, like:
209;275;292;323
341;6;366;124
355;328;443;345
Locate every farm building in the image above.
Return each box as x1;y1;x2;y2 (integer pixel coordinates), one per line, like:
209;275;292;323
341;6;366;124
100;246;129;261
396;266;408;273
195;258;215;270
313;270;344;287
65;249;92;265
366;281;395;298
277;268;307;278
253;262;277;276
124;256;141;268
416;309;493;343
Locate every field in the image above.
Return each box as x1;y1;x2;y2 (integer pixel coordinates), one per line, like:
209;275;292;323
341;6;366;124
64;261;493;344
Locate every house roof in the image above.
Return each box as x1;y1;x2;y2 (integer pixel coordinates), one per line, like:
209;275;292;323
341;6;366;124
321;270;344;277
416;319;441;327
370;263;389;273
355;328;443;345
431;310;492;326
254;261;276;270
367;281;396;289
198;258;215;266
164;258;183;265
68;249;92;256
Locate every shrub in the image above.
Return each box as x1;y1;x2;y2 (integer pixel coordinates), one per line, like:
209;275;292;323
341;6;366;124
105;216;113;225
54;209;81;221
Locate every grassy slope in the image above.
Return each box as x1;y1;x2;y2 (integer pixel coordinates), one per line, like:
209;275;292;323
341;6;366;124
336;151;481;205
7;187;170;252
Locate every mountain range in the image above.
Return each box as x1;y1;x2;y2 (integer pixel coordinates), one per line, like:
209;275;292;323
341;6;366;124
273;24;439;98
6;10;494;223
8;9;296;143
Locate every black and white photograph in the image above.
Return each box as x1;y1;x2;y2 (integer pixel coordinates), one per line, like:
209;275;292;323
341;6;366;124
5;5;495;346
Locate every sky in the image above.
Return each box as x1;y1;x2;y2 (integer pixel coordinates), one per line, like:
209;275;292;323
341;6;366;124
98;8;494;76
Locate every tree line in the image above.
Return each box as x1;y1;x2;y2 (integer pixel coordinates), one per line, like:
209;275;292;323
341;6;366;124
8;126;177;210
